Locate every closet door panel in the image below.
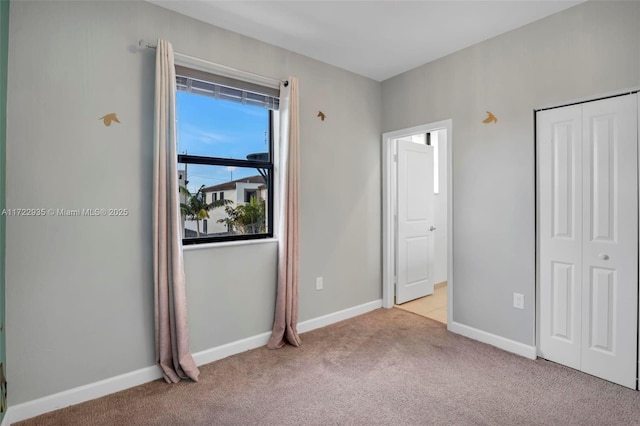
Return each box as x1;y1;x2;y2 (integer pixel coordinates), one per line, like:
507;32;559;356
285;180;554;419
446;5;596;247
538;105;583;369
581;94;638;389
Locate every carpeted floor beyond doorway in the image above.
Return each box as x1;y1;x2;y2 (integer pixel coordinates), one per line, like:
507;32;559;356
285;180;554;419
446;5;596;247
16;308;640;425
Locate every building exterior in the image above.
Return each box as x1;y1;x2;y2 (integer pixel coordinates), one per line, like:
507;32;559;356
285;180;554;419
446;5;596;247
182;175;267;237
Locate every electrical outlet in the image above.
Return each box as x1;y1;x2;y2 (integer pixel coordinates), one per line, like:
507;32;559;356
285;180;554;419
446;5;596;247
513;293;524;310
316;277;323;291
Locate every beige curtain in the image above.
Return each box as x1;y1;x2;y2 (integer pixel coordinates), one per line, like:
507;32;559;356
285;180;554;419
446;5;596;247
153;39;200;382
268;78;302;349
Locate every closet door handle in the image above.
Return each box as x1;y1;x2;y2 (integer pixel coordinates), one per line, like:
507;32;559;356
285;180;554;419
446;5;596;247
599;254;610;260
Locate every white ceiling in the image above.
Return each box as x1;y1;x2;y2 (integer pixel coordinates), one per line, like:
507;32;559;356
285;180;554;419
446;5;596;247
147;1;584;82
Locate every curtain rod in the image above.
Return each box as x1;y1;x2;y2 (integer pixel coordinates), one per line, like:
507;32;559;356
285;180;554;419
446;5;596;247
139;40;288;88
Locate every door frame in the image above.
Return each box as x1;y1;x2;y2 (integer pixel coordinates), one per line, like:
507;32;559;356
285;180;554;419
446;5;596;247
382;119;453;325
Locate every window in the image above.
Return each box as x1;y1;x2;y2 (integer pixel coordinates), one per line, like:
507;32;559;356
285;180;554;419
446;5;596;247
176;65;278;244
245;189;257;203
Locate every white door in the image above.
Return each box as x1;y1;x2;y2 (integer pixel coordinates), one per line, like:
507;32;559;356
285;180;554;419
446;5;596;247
580;95;638;388
539;94;638;389
539;104;583;371
396;139;435;304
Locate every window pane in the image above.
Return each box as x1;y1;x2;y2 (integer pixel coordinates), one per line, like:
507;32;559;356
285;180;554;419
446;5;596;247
178;163;270;239
176;92;270;161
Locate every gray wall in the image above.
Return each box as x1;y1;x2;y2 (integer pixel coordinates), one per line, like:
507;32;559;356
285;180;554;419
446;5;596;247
6;1;381;404
382;1;640;345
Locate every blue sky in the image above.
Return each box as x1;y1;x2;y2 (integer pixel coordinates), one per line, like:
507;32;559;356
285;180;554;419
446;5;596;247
176;92;269;193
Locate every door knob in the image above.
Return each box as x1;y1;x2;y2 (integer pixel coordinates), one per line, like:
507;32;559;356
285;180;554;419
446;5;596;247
429;226;436;231
599;254;610;260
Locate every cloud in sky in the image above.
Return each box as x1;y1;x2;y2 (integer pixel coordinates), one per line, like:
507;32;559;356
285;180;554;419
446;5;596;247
179;123;230;145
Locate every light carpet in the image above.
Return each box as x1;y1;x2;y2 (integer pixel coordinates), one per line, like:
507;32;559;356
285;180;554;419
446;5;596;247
16;308;640;425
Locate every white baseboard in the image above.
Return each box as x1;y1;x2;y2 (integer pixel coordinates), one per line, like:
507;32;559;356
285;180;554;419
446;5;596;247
192;331;272;366
448;321;537;360
192;299;382;366
297;299;383;334
7;365;162;424
7;299;382;424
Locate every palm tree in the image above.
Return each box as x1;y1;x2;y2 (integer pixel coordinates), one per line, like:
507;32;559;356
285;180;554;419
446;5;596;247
180;185;232;237
236;196;266;234
218;196;265;235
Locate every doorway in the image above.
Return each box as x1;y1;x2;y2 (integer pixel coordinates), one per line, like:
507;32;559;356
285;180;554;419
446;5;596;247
382;120;452;326
395;282;448;323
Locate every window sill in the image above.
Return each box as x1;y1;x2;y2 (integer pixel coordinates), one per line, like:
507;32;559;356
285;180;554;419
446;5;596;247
182;237;278;251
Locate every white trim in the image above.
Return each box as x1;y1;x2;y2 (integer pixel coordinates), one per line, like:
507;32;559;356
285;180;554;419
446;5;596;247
445;124;454;327
382;120;452;141
182;237;277;252
173;51;281;90
449;321;537;360
193;300;382;365
8;366;162;424
192;300;383;366
191;332;272;366
7;300;382;423
535;86;640;112
297;300;382;333
535;109;542;357
381;130;395;309
381;119;453;327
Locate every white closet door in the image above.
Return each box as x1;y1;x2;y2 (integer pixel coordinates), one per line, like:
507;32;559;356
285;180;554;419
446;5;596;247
539;94;638;389
538;104;583;370
580;95;638;389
